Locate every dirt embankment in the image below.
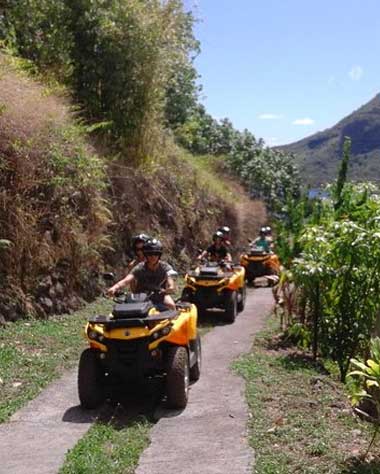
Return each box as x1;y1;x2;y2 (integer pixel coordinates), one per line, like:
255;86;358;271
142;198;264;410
0;54;267;323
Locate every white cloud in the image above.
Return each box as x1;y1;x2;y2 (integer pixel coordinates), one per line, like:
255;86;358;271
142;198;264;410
328;75;336;86
349;65;363;81
258;113;282;120
292;118;315;126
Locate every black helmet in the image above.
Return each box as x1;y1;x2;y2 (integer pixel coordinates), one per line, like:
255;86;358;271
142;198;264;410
143;238;163;256
265;226;272;235
131;233;150;250
218;226;231;235
260;226;266;235
213;231;224;241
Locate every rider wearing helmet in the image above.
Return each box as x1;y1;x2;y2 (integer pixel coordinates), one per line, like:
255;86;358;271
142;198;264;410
217;225;232;248
252;227;271;253
199;231;232;262
127;233;151;269
107;238;176;309
264;226;274;249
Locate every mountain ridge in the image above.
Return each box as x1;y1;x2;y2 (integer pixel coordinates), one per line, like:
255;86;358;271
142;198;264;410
277;93;380;186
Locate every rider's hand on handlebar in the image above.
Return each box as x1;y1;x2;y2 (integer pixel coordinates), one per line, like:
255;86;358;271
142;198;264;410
106;286;122;298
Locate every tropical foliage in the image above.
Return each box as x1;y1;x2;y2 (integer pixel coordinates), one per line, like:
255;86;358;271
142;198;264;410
0;0;200;159
177;105;301;210
349;337;380;455
278;139;380;382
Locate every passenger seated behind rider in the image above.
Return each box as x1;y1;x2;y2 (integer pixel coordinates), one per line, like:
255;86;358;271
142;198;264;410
264;226;275;251
252;227;271;253
127;233;150;270
107;238;176;310
198;231;232;263
217;225;232;249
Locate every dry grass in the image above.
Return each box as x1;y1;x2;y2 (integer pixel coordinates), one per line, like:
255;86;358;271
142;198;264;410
0;54;69;141
0;53;110;318
0;51;267;321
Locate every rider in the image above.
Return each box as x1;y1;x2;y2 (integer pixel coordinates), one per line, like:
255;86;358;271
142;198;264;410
252;227;271;253
217;225;232;248
127;233;151;271
107;238;176;310
264;226;275;250
199;231;232;262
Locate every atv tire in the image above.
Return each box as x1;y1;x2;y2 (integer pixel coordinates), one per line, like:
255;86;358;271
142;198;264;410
224;290;237;323
189;335;202;382
237;285;247;312
166;346;190;409
78;349;104;409
181;288;193;303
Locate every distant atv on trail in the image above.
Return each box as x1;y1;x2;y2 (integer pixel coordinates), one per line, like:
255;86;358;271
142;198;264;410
78;284;200;410
181;260;246;323
240;245;280;286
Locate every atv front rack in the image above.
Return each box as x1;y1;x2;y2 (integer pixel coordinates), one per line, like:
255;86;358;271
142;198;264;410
89;310;179;329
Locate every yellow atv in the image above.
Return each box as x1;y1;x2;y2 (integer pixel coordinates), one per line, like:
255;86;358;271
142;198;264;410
78;290;200;410
181;261;246;323
240;246;280;285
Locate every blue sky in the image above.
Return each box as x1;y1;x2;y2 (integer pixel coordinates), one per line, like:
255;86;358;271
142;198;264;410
189;0;380;145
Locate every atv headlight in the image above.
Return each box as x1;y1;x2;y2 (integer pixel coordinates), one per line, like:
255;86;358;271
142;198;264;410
87;328;103;342
150;325;171;342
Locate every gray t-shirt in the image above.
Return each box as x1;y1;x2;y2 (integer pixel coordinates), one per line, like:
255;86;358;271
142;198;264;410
131;261;172;293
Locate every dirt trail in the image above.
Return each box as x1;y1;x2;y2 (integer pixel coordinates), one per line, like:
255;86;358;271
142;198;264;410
226;178;268;254
0;288;273;474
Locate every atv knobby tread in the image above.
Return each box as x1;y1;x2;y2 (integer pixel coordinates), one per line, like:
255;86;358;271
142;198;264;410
166;346;189;409
189;336;201;381
237;285;247;312
224;290;237;323
78;348;104;409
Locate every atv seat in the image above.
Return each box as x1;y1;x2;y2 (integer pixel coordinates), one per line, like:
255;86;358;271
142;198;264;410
199;266;220;276
112;302;153;319
249;249;268;256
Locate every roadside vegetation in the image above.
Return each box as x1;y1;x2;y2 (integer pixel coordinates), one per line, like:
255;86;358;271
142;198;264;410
267;137;380;463
0;0;298;323
234;317;379;474
0;297;112;423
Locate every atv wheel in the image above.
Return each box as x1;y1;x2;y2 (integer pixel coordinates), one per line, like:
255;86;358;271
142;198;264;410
224;290;237;323
78;349;105;409
196;305;208;318
166;346;190;409
181;288;193;303
189;336;202;382
237;285;247;312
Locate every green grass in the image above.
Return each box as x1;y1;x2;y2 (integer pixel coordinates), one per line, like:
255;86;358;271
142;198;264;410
182;153;236;202
60;416;151;474
0;288;213;472
233;316;380;474
0;298;112;423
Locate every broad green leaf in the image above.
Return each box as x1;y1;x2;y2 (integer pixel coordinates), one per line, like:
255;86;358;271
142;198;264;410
350;360;369;372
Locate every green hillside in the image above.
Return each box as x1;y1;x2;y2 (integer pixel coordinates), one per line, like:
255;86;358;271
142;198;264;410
278;94;380;186
0;1;298;322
